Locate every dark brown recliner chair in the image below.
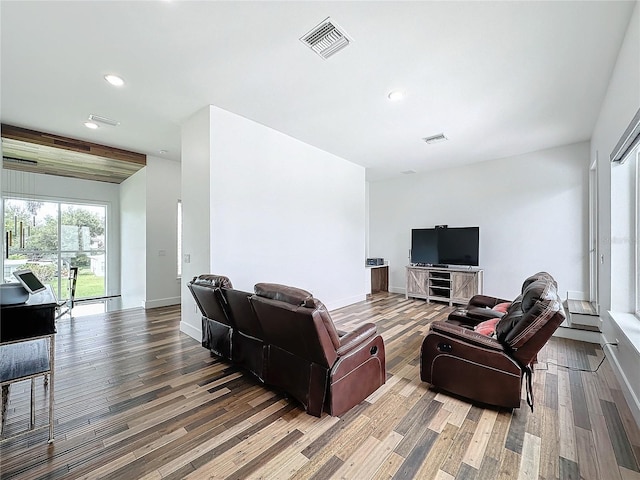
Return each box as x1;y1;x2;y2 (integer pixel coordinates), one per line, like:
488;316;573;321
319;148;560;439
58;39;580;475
249;283;386;417
222;287;266;382
187;274;234;359
420;272;565;410
188;274;267;381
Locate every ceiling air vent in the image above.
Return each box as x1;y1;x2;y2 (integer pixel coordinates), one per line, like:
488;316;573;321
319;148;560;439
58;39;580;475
89;114;120;127
300;17;352;59
422;133;448;144
3;156;38;166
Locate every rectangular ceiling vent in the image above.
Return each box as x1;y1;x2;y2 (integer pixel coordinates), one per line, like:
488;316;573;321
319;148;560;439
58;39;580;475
3;156;38;166
422;133;448;144
300;17;352;59
89;114;120;127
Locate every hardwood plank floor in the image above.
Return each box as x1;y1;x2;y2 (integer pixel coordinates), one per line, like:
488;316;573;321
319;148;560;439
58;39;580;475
1;293;639;479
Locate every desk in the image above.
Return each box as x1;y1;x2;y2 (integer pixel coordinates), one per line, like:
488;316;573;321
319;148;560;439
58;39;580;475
365;264;389;293
1;286;56;443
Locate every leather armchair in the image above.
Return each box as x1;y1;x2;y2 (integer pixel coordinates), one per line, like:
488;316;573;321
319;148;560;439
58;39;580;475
187;274;234;359
449;272;552;325
222;287;266;382
188;275;267;381
249;283;386;417
420;272;565;409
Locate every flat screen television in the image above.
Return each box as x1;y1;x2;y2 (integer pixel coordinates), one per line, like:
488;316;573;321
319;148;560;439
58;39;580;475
410;227;479;266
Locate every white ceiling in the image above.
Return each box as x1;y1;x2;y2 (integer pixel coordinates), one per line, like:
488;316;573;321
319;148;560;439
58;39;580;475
0;1;635;181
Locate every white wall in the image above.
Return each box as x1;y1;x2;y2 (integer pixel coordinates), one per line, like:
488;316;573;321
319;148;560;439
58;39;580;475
369;141;589;301
1;169;121;295
209;106;366;309
180;106;212;339
144;156;181;308
120;168;146;308
120;157;182;309
179;105;366;341
591;0;640;424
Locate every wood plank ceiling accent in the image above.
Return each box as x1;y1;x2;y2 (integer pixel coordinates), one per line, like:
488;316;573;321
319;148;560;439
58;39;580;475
1;124;147;184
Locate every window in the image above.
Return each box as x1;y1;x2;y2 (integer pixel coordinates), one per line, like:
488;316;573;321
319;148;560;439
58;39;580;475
610;107;640;318
634;152;640;318
3;197;107;300
177;199;182;278
589;157;599;309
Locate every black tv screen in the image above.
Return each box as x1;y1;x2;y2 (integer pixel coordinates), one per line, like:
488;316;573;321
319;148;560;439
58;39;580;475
410;229;439;265
411;227;479;266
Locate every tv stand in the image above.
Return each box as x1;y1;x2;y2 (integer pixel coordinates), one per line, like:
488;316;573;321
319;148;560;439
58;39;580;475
405;265;483;306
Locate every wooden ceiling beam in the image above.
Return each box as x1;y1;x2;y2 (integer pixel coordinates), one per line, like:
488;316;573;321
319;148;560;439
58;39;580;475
1;124;146;166
1;124;147;184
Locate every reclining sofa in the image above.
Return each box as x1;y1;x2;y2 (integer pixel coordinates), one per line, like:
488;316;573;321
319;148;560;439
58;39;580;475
420;272;565;410
187;274;265;381
187;275;386;417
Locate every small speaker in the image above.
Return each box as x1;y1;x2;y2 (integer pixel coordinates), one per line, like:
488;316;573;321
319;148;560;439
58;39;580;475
366;258;384;266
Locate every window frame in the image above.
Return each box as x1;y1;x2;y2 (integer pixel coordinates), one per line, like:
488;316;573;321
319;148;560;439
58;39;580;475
3;195;108;300
610;107;640;319
177;199;182;279
636;150;640;318
589;156;599;310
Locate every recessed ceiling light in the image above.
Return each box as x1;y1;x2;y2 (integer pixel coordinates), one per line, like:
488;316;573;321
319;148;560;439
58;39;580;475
387;90;405;101
84;121;99;129
104;74;125;87
159;149;168;155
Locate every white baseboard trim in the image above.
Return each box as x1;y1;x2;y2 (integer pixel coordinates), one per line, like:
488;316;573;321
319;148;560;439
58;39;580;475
326;294;366;311
143;296;181;309
389;286;405;295
605;311;640;427
179;321;201;342
553;326;602;343
604;342;640;427
566;290;589;301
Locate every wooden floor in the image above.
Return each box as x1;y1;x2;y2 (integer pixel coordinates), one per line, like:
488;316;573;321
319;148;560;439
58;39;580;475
1;293;639;480
566;299;599;316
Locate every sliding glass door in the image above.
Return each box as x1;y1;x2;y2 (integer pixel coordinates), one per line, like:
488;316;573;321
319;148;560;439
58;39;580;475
3;197;107;300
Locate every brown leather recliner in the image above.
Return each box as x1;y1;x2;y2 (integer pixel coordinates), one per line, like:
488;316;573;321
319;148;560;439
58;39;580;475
249;283;386;417
187;274;234;359
420;272;565;410
187;274;267;381
222;287;266;382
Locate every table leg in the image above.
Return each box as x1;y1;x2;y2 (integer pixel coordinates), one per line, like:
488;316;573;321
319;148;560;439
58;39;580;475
30;378;35;429
47;336;55;443
1;384;8;436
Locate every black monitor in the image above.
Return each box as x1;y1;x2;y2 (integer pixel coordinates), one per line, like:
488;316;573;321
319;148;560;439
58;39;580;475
13;269;47;294
437;227;479;266
410;227;479;266
410;229;439;265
